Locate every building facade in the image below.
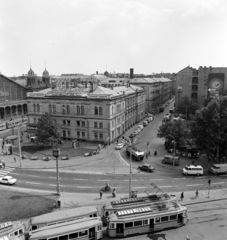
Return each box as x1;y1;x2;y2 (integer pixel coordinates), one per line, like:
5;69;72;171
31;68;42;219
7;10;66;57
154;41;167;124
27;82;146;142
176;66;227;109
0;74;27;120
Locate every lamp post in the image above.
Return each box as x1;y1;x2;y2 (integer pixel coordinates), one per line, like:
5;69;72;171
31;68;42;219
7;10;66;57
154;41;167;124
17;124;23;168
168;134;176;158
53;148;61;196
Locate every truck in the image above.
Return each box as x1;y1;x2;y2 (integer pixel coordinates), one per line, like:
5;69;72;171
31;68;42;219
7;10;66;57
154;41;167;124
210;164;227;174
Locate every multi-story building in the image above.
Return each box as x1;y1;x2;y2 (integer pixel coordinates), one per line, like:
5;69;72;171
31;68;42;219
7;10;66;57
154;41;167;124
176;66;227;109
0;73;27;120
27;81;146;143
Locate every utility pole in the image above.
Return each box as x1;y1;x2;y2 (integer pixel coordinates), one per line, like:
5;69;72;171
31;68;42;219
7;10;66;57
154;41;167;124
17;124;23;167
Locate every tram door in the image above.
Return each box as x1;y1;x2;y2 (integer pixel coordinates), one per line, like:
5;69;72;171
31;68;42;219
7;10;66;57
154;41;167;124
89;227;95;239
149;219;154;231
178;213;183;224
116;223;124;235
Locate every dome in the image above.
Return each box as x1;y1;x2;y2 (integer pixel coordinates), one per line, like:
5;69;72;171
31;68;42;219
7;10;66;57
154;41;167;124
43;68;49;77
28;68;35;76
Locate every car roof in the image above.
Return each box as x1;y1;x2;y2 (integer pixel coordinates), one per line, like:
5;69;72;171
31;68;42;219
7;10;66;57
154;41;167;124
143;164;150;167
186;165;203;168
3;176;13;179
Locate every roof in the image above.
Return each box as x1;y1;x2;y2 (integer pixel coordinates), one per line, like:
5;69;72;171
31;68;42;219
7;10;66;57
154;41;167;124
0;74;27;90
31;206;97;225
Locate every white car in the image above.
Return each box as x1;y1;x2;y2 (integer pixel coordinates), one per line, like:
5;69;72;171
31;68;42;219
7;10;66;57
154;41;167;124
115;143;124;150
143;121;149;126
0;176;17;185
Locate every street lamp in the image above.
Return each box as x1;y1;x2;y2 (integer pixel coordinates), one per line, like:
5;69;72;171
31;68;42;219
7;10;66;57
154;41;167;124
53;148;61;196
17;124;23;168
168;134;176;156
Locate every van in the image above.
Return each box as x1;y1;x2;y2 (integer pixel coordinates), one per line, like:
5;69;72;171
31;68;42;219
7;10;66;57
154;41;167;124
183;165;204;176
162;155;180;166
210;164;227;174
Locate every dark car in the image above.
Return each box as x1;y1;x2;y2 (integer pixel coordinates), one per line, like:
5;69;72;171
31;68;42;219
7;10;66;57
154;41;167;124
138;164;155;173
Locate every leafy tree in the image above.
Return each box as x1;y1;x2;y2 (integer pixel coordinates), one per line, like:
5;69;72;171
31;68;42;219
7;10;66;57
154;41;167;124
190;96;227;159
178;96;199;119
158;119;191;148
36;113;60;148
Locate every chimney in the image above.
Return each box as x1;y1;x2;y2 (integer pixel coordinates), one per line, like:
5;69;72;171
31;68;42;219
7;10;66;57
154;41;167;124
130;68;134;79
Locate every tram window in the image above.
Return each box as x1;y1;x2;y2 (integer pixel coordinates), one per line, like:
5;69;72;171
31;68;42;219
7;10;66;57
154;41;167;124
79;230;88;237
89;215;92;217
59;235;68;240
155;217;160;223
49;237;58;240
125;222;133;228
32;225;38;231
109;223;115;229
19;229;24;235
161;216;169;222
143;220;148;225
93;213;97;217
134;220;142;226
69;232;78;239
105;211;109;217
39;239;47;240
98;225;102;231
170;215;177;220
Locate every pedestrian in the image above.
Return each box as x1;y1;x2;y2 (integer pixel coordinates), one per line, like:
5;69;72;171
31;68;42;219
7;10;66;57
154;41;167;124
112;188;116;198
148;151;151;157
2;160;5;169
208;178;211;186
180;192;184;201
117;139;118;144
192;160;195;165
154;149;157;156
100;190;103;199
195;190;199;198
14;156;16;162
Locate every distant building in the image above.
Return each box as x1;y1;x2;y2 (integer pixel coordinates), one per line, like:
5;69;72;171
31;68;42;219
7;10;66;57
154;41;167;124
0;73;27;120
27;82;146;142
176;66;227;109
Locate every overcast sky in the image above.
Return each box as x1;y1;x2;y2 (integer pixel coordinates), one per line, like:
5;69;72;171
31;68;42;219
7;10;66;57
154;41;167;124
1;0;227;76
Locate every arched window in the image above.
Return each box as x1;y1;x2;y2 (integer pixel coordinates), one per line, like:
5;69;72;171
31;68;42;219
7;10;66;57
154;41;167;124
77;106;80;115
62;105;66;115
37;104;40;112
33;104;36;112
67;105;70;114
94;106;98;115
81;106;84;115
49;105;52;113
53;105;56;114
99;107;102;115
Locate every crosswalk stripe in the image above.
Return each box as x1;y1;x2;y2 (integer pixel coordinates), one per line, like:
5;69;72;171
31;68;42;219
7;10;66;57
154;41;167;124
0;167;15;178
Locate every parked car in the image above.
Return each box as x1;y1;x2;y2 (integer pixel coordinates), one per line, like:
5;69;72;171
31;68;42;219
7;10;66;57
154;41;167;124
162;155;180;165
138;164;155;173
42;156;51;161
148;116;154;122
129;133;137;138
210;164;227;174
143;121;149;126
30;156;38;160
30;136;37;143
133;129;140;135
138;125;144;131
61;155;69;160
0;176;17;185
115;143;124;150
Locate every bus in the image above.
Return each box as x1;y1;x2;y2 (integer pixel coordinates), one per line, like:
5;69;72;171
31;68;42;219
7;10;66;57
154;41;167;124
107;200;187;237
0;221;26;240
29;218;103;240
0;122;7;131
30;206;99;231
102;193;177;224
126;146;144;161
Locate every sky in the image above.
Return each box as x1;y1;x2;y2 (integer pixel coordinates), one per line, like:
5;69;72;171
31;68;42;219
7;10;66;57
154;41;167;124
1;0;227;77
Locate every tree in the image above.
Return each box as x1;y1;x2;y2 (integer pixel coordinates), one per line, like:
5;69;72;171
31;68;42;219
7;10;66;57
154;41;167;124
178;96;199;119
36;113;61;147
190;96;227;159
158;119;191;148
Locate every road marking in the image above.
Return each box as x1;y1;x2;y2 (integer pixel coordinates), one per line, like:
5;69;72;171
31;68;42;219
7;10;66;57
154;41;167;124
173;178;186;180
27;175;40;177
212;182;224;184
116;151;130;166
97;179;110;181
73;178;86;181
134;186;146;188
150;179;163;181
25;182;40;185
159;186;173;188
186;184;203;186
49;184;66;187
124;180;138;181
76;186;93;188
49;177;56;179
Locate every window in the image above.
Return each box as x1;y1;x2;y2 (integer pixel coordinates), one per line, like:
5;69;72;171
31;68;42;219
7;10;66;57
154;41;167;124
99;106;103;115
67;105;70;114
94;122;98;128
192;77;198;84
143;219;148;225
81;121;85;127
19;229;23;235
82;132;85;137
62;105;66;115
134;220;142;226
170;215;177;220
81;106;84;115
100;134;103;140
76;121;80;126
79;230;88;237
98;224;102;231
192;85;198;91
63;120;66;125
125;222;133;228
94;133;98;140
31;225;37;231
49;238;58;240
77;132;80;138
37;104;40;112
77;106;80;115
69;232;78;239
59;235;68;240
94;106;98;115
67;120;70;126
67;130;71;138
99;122;103;128
155;217;161;223
110;223;115;229
112;120;114;127
34;118;36;123
33;104;36;112
161;216;169;222
112;106;114;114
53;105;56;114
